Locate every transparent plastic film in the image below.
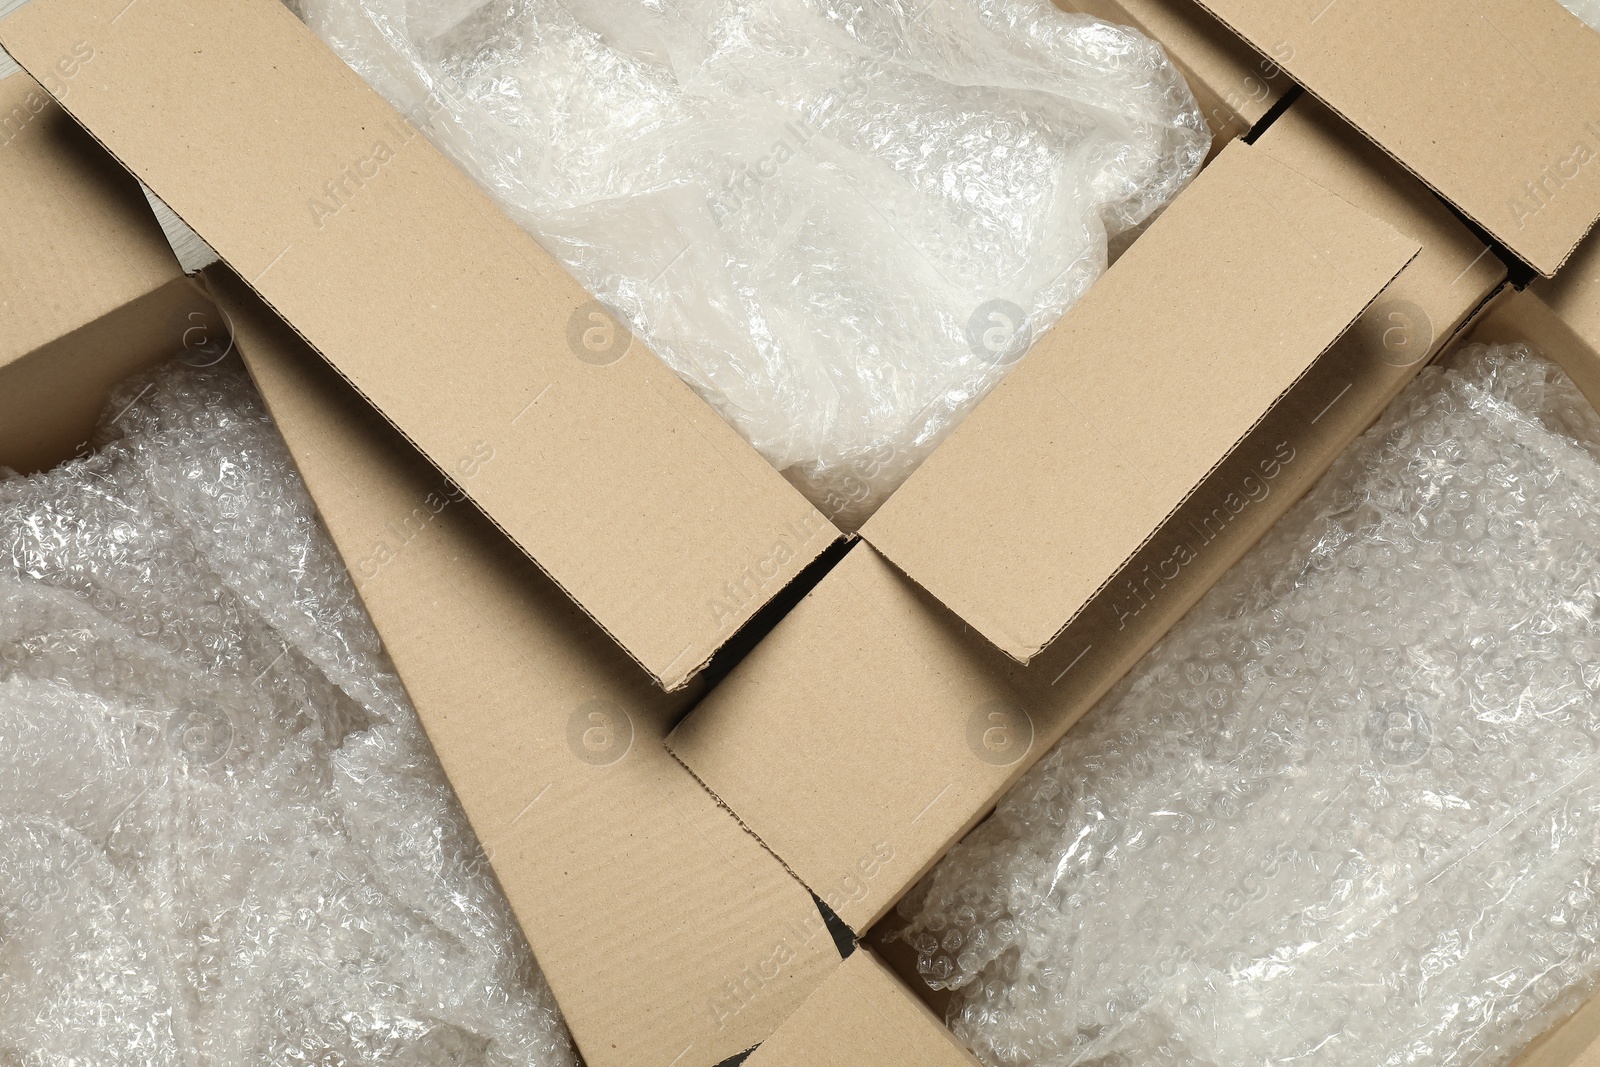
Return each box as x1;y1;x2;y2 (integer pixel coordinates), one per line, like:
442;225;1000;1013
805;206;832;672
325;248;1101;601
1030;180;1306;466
1561;0;1600;31
898;343;1600;1067
288;0;1210;527
0;357;576;1067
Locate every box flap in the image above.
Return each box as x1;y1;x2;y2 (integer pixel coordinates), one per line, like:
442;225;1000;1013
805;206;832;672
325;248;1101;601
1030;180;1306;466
0;0;840;691
1186;0;1600;276
670;543;1028;936
860;139;1419;665
223;274;841;1067
670;99;1501;938
744;950;979;1067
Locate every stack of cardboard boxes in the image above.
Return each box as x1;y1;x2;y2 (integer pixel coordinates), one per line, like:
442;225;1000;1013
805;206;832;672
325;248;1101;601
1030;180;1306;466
2;0;1599;1063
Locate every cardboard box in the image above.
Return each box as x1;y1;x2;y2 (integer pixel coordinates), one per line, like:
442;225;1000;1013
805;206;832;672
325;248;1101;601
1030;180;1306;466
216;271;846;1067
0;67;212;472
7;2;1583;1065
666;92;1507;1050
0;0;1335;691
0;0;845;693
1181;0;1600;277
743;222;1600;1066
0;47;847;1064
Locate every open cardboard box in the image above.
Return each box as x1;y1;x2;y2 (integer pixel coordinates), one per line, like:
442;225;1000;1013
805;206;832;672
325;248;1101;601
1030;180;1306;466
0;5;1365;1057
0;54;847;1067
0;0;1372;695
668;93;1542;1062
4;1;1596;1066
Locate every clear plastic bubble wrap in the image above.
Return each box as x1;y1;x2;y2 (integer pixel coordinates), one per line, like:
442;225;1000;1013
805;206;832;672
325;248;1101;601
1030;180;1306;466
0;357;576;1067
290;0;1209;527
898;343;1600;1067
1562;0;1600;30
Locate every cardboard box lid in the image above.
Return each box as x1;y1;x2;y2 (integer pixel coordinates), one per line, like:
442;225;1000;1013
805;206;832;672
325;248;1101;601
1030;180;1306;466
860;138;1419;666
1185;0;1600;277
743;949;979;1067
0;0;841;692
669;97;1503;938
222;272;842;1067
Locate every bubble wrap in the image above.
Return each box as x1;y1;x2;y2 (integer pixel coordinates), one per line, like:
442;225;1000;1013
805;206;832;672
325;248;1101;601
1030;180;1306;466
1561;0;1600;30
0;357;576;1067
898;343;1600;1067
289;0;1209;527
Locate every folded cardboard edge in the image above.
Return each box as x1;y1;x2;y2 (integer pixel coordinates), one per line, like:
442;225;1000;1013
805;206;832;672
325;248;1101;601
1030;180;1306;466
860;139;1420;665
216;272;844;1067
743;949;980;1067
1182;0;1600;277
0;0;842;693
669;93;1507;941
677;284;1508;1067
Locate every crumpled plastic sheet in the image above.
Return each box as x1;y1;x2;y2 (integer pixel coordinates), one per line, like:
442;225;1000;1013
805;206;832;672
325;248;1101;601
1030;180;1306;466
0;357;576;1067
1561;0;1600;30
898;343;1600;1067
289;0;1209;527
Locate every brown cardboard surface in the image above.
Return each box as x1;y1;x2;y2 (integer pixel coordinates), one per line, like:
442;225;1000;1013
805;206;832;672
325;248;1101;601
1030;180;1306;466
670;541;1027;936
221;272;841;1067
743;950;979;1067
1513;993;1600;1067
1186;0;1600;276
670;97;1502;937
861;138;1419;666
0;275;210;471
0;0;840;691
0;69;206;470
1536;219;1600;373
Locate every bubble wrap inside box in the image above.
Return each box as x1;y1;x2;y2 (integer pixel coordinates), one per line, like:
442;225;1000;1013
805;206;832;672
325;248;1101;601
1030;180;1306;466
0;357;576;1067
899;344;1600;1067
1561;0;1600;30
289;0;1209;527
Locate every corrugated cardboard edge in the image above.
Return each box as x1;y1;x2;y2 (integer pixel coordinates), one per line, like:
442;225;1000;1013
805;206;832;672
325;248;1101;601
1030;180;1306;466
670;92;1505;951
0;0;843;693
140;182;218;275
219;271;845;1067
743;949;980;1067
1183;0;1600;277
861;140;1420;664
